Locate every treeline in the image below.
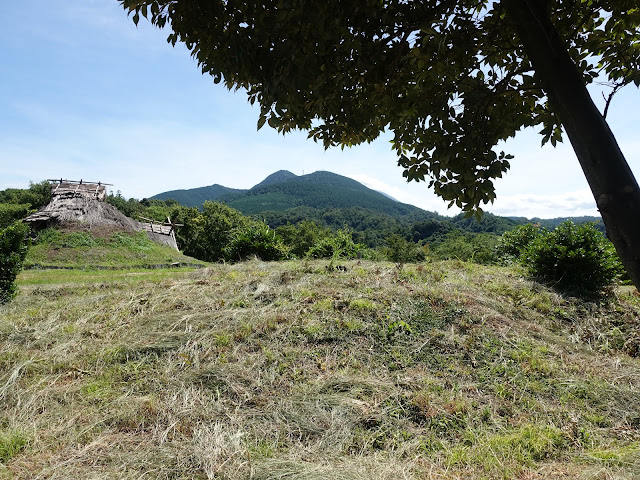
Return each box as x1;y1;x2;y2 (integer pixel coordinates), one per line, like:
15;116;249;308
0;181;51;229
108;193;366;262
105;193;515;264
258;206;520;245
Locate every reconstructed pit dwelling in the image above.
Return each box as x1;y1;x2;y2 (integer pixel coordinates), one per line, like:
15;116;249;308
25;179;180;250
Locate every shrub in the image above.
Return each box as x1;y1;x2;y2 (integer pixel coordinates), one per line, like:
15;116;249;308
172;202;249;262
0;203;33;229
383;234;426;263
0;222;30;304
226;223;290;261
522;221;622;294
306;228;364;259
276;220;330;258
496;224;541;262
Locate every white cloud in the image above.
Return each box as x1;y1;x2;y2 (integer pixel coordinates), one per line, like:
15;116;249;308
490;189;598;218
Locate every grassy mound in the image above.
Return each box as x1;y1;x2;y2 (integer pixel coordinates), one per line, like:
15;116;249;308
25;227;205;269
1;260;639;479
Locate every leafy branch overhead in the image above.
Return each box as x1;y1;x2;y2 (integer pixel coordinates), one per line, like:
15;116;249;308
119;0;640;291
120;0;639;214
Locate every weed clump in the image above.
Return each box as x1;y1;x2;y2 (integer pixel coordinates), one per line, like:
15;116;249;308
0;429;29;463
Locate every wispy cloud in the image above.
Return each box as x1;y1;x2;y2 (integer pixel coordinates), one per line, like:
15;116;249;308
490;190;598;218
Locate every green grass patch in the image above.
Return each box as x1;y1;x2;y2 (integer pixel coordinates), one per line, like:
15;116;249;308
447;424;568;477
16;266;199;286
583;442;640;468
25;229;205;270
0;430;28;463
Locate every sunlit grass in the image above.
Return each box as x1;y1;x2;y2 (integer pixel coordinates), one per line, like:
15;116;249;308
1;259;639;479
17;266;200;286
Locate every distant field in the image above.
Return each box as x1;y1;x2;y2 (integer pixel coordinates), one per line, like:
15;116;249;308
1;260;639;479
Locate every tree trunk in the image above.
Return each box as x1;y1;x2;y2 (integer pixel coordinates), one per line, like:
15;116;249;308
503;0;640;290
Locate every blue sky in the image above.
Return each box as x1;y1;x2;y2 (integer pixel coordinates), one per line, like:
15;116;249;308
2;1;639;219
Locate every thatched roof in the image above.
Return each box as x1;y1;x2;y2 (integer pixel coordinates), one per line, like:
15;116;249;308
26;195;139;231
25;180;179;250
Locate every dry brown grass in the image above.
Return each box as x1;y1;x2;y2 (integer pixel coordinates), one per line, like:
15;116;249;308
1;259;639;479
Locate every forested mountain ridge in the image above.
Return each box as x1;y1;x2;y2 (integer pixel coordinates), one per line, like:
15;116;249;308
228;171;429;216
151;170;434;218
151;184;246;207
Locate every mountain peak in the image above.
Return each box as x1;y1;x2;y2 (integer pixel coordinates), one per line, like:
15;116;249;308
252;170;297;189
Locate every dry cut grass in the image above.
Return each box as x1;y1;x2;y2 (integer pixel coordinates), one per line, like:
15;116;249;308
1;259;639;479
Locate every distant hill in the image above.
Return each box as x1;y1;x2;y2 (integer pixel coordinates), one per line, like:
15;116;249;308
152;170;436;219
226;171;429;216
151;184;246;208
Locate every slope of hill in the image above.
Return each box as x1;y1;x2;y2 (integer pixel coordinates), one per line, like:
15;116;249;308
151;170;435;218
151;184;246;207
2;260;639;479
223;171;427;216
24;227;206;270
251;169;298;189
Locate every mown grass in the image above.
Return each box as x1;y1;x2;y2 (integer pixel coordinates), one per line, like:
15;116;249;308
17;267;200;286
1;259;639;479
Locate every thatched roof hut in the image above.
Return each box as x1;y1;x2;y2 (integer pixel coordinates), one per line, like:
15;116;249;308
25;179;179;250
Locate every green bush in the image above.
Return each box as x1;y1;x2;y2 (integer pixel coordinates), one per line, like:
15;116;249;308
383;234;426;263
496;224;541;262
522;221;622;294
173;202;249;262
0;222;30;304
170;202;290;262
0;203;33;229
306;228;364;259
226;223;290;261
275;220;330;258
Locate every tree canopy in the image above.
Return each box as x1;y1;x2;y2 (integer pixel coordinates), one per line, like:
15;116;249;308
120;0;640;287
